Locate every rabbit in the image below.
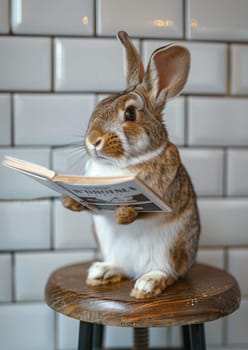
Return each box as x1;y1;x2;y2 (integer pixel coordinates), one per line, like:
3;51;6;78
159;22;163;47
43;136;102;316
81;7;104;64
63;31;200;299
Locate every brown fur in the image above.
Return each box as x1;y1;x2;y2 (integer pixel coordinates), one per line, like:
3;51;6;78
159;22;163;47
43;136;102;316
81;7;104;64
62;195;86;212
87;274;122;286
115;206;138;225
63;32;200;299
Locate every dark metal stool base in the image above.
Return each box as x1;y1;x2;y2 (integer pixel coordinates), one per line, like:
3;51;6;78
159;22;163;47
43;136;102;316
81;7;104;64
77;322;206;350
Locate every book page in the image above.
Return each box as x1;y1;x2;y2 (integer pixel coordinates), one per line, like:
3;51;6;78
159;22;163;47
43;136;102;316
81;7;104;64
56;179;168;212
3;156;55;179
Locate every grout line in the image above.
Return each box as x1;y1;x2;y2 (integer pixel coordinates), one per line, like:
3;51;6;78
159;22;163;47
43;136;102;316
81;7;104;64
222;147;228;197
1;31;248;45
93;0;97;37
184;96;189;146
8;0;12;35
224;247;229;271
11;253;16;302
1;90;248;98
139;38;144;60
226;43;231;96
222;246;229;346
183;0;187;40
10;93;14;146
51;38;54;92
54;312;59;350
50;198;55;250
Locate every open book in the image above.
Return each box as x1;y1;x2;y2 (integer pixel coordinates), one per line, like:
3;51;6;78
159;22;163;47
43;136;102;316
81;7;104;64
2;156;171;213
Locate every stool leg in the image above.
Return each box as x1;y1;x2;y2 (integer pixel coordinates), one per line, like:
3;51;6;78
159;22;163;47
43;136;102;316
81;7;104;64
182;325;191;349
93;324;104;350
133;328;149;350
78;321;93;350
182;324;206;350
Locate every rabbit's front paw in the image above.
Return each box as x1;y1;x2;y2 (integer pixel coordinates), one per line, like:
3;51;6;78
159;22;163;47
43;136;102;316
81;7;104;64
130;271;174;299
86;262;123;286
115;206;138;224
62;195;86;212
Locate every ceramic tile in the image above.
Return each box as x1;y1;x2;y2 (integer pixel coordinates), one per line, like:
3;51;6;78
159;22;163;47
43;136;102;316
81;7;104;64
205;319;224;346
227;149;248;196
227;298;248;345
0;0;9;33
15;250;95;301
0;37;51;91
11;0;93;35
104;326;170;348
0;148;55;199
187;0;248;41
52;147;88;175
164;97;185;145
0;200;51;250
179;148;224;196
0;254;12;302
53;199;96;249
150;328;170;347
54;38;139;92
0;94;11;145
103;327;133;348
143;40;227;94
198;199;248;246
188;97;248;146
197;249;225;269
0;303;54;350
57;313;79;350
184;42;227;94
228;249;248;296
170;326;182;347
14;94;95;145
231;45;248;95
97;0;183;38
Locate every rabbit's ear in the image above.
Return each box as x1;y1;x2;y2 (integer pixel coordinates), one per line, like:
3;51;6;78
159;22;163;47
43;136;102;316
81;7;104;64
118;31;144;90
143;44;190;109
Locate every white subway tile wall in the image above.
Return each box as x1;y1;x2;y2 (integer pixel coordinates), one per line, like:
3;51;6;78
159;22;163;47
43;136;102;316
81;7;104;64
11;0;94;35
0;0;247;349
14;94;95;145
0;0;9;33
0;94;11;145
0;148;55;198
231;45;248;95
15;250;95;301
53;200;96;249
0;303;54;350
164;97;185;145
54;38;128;91
179;148;224;196
0;37;51;91
0;200;51;250
97;0;183;38
188;97;248;146
0;254;12;302
227;149;248;196
186;0;248;41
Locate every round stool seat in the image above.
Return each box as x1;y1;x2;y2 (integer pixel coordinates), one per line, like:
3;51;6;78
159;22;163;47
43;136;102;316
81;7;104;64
45;262;240;328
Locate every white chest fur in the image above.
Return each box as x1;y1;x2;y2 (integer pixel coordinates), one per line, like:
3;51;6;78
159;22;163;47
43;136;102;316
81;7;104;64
84;158;179;279
84;158;131;177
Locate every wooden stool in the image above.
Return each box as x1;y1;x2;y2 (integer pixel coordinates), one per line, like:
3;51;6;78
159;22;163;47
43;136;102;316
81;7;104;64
45;262;240;350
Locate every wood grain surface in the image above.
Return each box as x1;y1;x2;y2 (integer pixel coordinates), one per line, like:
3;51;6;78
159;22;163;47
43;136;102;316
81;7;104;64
45;262;241;327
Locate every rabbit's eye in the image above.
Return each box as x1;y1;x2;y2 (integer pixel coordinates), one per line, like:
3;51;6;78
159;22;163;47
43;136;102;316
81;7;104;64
124;106;136;121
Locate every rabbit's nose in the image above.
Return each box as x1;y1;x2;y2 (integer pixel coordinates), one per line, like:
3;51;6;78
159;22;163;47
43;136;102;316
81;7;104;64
94;137;104;149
